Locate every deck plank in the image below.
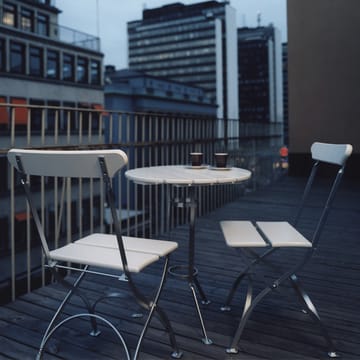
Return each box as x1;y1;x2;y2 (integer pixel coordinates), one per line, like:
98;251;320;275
0;176;359;359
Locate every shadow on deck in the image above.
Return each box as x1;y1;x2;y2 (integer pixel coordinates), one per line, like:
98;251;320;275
0;176;359;359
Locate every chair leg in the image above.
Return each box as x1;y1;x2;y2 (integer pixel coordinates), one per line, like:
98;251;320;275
154;305;184;359
38;266;93;355
131;256;183;359
222;248;277;311
221;272;248;311
289;274;339;358
37;313;131;360
226;285;272;354
52;266;100;337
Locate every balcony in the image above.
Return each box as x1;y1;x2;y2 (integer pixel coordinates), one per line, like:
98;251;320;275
0;5;100;52
1;104;357;359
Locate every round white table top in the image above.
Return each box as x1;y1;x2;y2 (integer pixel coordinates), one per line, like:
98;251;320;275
125;165;251;186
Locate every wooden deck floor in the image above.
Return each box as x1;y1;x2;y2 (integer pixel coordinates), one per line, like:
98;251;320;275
0;176;359;359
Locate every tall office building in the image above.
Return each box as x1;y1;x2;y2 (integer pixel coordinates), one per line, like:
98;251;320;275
127;0;238;123
237;25;283;124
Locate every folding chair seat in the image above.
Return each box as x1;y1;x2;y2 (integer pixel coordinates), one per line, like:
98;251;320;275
219;142;352;358
7;148;183;360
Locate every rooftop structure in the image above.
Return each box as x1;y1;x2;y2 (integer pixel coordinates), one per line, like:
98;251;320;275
104;67;217;116
0;0;104;118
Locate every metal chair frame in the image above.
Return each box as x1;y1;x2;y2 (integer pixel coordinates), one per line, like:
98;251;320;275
8;149;183;360
220;142;352;358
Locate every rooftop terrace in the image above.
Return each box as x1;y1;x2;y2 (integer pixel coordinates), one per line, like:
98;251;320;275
0;175;359;359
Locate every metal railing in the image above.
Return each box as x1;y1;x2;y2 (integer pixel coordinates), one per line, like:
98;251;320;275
0;5;100;51
0;103;284;303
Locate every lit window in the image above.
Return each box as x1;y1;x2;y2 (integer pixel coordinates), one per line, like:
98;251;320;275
21;8;33;32
10;42;25;74
2;2;17;27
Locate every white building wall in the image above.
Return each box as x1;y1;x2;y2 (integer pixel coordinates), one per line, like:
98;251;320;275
268;38;275;122
224;4;239;145
215;18;224;120
267;27;283;125
225;4;239;122
274;27;284;124
0;78;104;104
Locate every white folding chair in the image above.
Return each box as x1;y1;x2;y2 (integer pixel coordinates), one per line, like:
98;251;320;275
220;142;353;357
7;148;183;360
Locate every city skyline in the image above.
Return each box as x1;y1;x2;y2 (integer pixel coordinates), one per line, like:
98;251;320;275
56;0;287;69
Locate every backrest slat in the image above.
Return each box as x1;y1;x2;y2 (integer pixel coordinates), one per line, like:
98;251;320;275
311;142;352;166
7;149;128;178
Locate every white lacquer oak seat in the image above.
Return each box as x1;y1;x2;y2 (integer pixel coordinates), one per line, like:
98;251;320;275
220;220;312;248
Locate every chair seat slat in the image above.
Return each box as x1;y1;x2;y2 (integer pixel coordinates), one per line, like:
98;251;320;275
75;233;178;257
50;242;160;273
256;221;312;248
220;221;267;247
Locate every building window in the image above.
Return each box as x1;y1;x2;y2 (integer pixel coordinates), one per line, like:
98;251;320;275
0;39;5;71
2;2;17;27
37;13;49;36
63;53;74;81
46;50;59;79
29;46;43;76
10;42;25;74
90;60;100;85
77;57;88;83
21;8;33;32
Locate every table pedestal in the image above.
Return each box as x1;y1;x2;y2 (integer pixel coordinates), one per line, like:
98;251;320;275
168;186;212;345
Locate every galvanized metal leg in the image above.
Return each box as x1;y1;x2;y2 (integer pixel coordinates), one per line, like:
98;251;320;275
220;272;248;311
221;247;277;311
36;313;130;360
51;266;101;337
132;256;183;359
38;265;100;357
290;274;339;358
226;285;272;354
189;283;213;345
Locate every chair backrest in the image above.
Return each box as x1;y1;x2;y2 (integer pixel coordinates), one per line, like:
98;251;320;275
7;149;128;178
295;142;352;248
7;148;129;264
311;142;353;166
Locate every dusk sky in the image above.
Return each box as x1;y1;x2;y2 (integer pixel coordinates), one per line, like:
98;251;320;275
55;0;287;68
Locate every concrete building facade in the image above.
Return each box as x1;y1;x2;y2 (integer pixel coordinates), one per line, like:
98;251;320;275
0;0;104;115
127;0;238;123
